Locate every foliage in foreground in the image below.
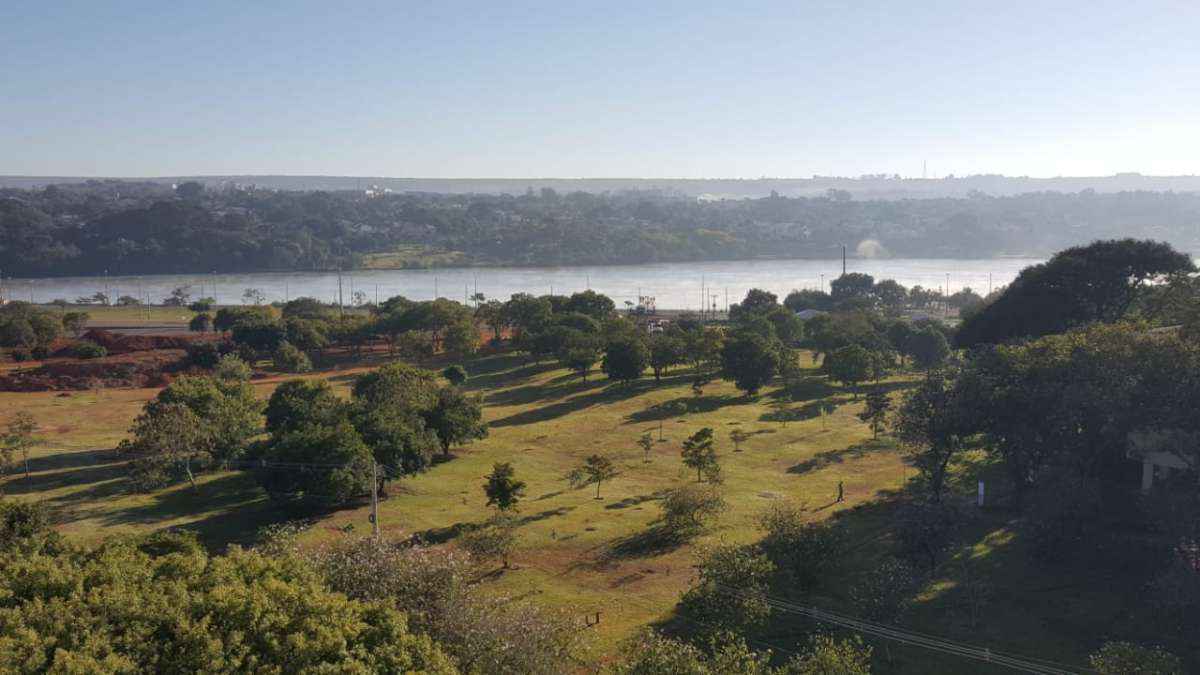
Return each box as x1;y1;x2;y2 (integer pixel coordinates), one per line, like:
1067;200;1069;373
0;528;455;673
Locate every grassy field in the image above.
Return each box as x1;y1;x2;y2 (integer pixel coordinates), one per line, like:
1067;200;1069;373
0;347;1130;672
361;245;470;269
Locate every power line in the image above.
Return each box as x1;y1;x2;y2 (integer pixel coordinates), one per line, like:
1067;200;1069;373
714;585;1089;674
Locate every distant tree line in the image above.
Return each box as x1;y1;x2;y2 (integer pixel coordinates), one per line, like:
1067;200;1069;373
4;179;1200;276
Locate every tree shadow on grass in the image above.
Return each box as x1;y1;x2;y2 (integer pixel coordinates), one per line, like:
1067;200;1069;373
787;439;894;475
489;382;651;428
626;393;753;424
602;525;688;561
604;491;668;511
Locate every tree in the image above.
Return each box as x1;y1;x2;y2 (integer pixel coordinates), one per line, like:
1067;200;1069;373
188;297;215;312
208;355;246;387
602;336;649;384
720;331;782;396
273;341;312;373
637;432;654;462
909;326;950;370
559;334;601;382
823;344;873;399
162;286;191;307
121;402;213;491
242;287;267;305
265;379;346;435
423;386;487;457
679;544;774;639
784;289;833;313
873;278;908;309
729;288;778;322
256;420;374;506
1;412;40;479
647;333;685;382
441;364;468;386
442;316;479;358
0;533;456;673
957;239;1194;346
786;634;873;675
569;454;618;498
830;273;875;304
660;484;725;539
475;299;506;343
483;462;525;511
564;289;615;320
891;369;973;502
188;312;213;332
681;427;719;482
142;375;262;463
858;388;891;439
62;311;89;336
1089;642;1183;675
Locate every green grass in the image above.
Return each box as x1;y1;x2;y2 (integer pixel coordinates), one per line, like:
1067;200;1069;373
361;245;469;269
0;350;1138;671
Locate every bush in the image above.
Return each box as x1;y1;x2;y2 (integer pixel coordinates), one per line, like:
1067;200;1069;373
273;341;312;373
10;349;28;363
214;353;252;382
0;533;456;672
30;345;49;360
189;312;213;332
71;340;107;360
0;499;52;549
295;536;584;673
786;634;873;675
660;484;725;540
757;501;846;590
185;341;222;369
441;364;468;386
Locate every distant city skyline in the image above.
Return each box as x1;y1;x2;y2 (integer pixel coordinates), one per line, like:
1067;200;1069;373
3;1;1198;178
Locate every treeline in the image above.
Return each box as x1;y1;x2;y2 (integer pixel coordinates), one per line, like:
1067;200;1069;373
3;179;1200;276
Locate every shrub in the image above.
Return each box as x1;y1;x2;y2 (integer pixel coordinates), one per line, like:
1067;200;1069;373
0;499;52;548
189;312;213;332
71;340;107;360
214;353;252;382
273;341;312;373
10;349;29;363
441;364;468;386
30;345;49;360
786;634;873;675
660;484;725;540
185;341;222;369
0;533;456;672
296;536;584;673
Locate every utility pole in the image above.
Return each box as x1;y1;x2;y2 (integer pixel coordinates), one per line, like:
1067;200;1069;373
434;276;439;299
842;245;846;276
371;461;380;540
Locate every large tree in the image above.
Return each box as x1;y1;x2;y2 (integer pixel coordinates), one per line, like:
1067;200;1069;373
601;336;649;384
720;331;782;396
957;239;1195;346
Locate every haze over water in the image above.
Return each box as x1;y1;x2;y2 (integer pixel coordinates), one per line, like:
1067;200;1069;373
9;258;1040;310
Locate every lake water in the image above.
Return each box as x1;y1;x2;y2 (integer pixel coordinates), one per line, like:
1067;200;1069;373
6;258;1041;311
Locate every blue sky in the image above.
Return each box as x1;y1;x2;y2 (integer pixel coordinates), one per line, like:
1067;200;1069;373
3;0;1198;178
